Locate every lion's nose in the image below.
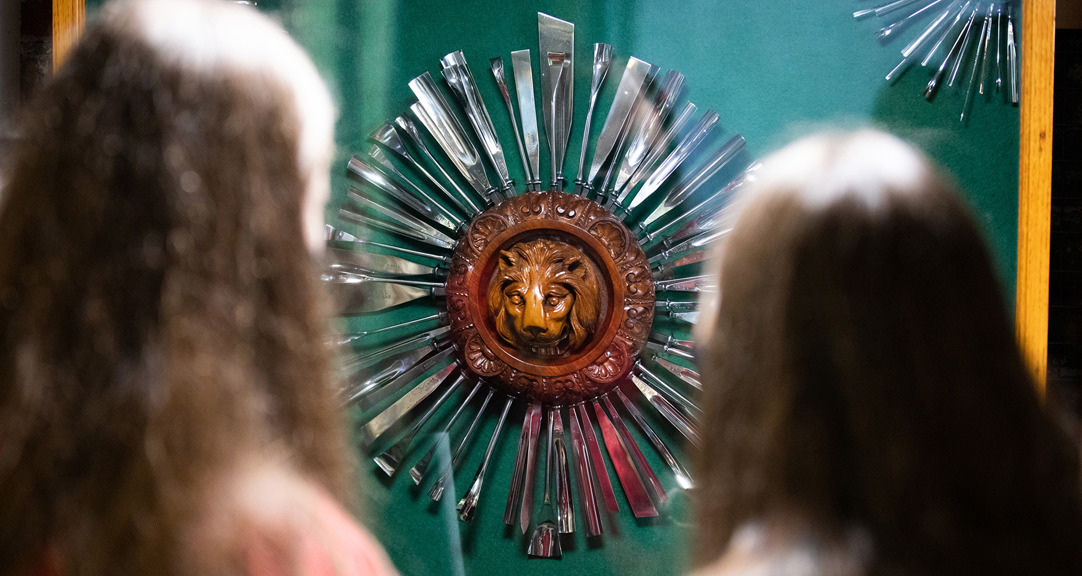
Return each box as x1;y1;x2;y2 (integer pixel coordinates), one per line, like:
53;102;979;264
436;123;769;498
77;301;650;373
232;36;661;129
522;296;546;336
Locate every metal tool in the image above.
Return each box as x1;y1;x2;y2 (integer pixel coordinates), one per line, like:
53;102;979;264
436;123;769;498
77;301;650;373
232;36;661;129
366;146;466;231
409;380;484;485
595;74;656;205
653;355;702;391
603;395;666;503
490;56;530;192
331;311;447;348
538;12;574;192
348;346;457;412
923;4;977;101
626;109;720;212
614;388;693;490
946;6;980;89
394;114;482;214
373;371;466;477
583;57;654;192
576;403;619;513
361;362;459;447
553;408;574;533
326;246;442;279
630;373;701;447
511;50;542;190
569;403;603;536
653;274;717;294
527;408;561;558
519;400;544;533
574;43;614;193
612;102;697;212
347;154;458;234
442;51;513;194
610;70;684;201
326;226;450;268
369;122;474;217
961;4;993;123
645;162;759;255
342;190;456;250
592;399;657;518
1007;4;1018;103
430;388;495;501
458;396;514;523
338;345;440;405
505;403;541;528
636;359;700;417
875;0;944;40
338;325;450;375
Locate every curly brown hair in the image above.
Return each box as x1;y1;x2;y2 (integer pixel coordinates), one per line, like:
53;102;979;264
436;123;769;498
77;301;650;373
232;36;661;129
0;1;349;574
693;131;1082;575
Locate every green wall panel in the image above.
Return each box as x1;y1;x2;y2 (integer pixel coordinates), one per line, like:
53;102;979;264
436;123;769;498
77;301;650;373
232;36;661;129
81;2;1021;576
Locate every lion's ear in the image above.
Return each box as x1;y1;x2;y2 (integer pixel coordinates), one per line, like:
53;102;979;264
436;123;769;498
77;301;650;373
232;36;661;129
565;257;587;279
498;250;517;270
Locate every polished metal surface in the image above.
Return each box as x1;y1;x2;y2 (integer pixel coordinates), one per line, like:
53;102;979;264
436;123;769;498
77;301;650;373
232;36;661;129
627;109;719;211
362;362;459;447
538;13;574;192
584;57;654;189
457;397;514;523
373;371;466;477
394;114;482;214
409;380;484;485
511;50;542;190
614;388;693;490
441;51;513;192
490;56;531;193
574;43;613;193
592;399;657;518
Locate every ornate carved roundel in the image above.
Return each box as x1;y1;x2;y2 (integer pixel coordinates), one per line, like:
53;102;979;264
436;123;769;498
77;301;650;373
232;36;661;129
446;191;654;404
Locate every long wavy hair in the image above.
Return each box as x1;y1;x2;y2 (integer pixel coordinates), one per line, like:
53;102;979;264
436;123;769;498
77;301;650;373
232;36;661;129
0;1;350;574
693;130;1082;575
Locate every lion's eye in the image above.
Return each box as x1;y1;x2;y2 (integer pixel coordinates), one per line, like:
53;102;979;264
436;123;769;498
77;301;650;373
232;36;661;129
545;295;562;306
508;293;524;305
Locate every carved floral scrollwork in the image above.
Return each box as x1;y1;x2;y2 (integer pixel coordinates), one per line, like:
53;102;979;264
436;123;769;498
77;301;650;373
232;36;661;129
468;214;508;254
584;340;630;384
588;220;630;262
465;332;506;377
622;304;653;340
625;265;653;297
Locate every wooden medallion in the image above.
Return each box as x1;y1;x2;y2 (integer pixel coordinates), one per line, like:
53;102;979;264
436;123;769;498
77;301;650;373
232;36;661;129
446;191;654;404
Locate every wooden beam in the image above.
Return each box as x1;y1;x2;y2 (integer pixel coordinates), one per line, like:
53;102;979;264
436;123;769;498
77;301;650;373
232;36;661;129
52;0;85;71
1017;0;1055;395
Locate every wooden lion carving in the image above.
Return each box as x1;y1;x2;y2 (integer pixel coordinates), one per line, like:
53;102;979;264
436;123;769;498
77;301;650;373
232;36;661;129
487;238;600;357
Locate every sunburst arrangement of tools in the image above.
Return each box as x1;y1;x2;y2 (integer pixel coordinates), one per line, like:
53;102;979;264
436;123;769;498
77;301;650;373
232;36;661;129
323;12;755;558
855;0;1021;123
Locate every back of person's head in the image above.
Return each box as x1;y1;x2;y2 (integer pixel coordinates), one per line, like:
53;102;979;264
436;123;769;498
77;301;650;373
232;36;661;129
693;130;1082;575
0;1;346;574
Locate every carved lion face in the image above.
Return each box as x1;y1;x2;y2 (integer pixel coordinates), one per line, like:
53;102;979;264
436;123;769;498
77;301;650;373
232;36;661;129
488;238;600;357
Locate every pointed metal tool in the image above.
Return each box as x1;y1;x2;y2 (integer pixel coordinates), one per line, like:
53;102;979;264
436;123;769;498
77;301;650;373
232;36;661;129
511;50;542;190
361;361;459;447
326;246;442;279
519;401;544;533
330;311;447;348
637;134;746;233
369;122;474;217
626;109;720;212
546;52;572;189
394;114;482;215
595;70;657;205
569;403;603;536
341;345;455;408
553;408;574;533
584;57;654;192
645;162;759;255
442;51;513;194
409;379;484;485
875;0;945;41
372;371;465;477
338;344;441;405
603;395;666;503
577;403;619;513
612;102;698;212
366;146;466;231
646;333;694;361
505;402;541;527
630;373;701;447
574;43;614;194
528;408;561;558
538;12;574;192
1007;5;1018;104
636;359;700;417
592;399;657;518
653;274;717;294
458;396;514;523
653;355;702;391
491;56;530;192
338;325;450;374
610;70;684;200
653;298;700;327
343;190;456;250
409;73;498;203
347;153;459;234
923;4;977;101
430;389;495;501
615;388;693;490
326;226;450;268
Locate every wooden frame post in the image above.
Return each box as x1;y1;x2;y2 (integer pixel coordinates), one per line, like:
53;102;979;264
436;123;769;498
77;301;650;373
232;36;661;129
52;0;85;71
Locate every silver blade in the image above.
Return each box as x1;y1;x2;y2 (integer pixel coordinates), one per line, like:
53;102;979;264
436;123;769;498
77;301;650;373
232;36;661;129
361;362;459;447
576;403;619;513
585;57;654;187
511;50;541;190
409;379;483;485
490;56;531;192
645;162;759;253
639;134;746;230
408;74;496;201
614;388;693;490
340;344;451;407
505;402;538;527
636;359;700;417
538;12;573;189
344;187;456;249
441;51;513;192
654;274;717;293
519;401;544;533
653;356;702;391
332;311;447;348
630;373;701;447
336;209;450;259
596;69;657;203
356;346;458;412
574;43;614;191
366;147;465;231
326;228;449;269
373;371;465;477
612;70;685;196
553;408;574;533
458;397;514;523
628;109;720;211
326;246;440;278
546;52;573;189
613;102;698;211
394;114;482;214
430;389;495;501
602;395;667;504
347;154;458;233
339;325;450;374
568;403;602;536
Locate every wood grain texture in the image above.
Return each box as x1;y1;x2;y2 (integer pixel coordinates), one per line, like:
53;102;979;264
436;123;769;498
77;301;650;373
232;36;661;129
52;0;85;71
1018;0;1055;395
